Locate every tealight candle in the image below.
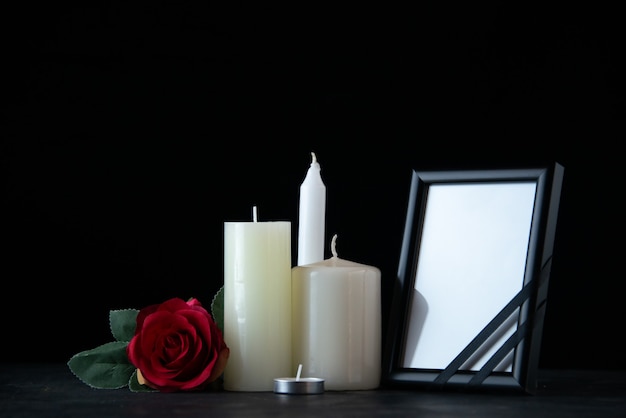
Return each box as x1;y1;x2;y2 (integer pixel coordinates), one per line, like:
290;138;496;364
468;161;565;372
291;235;382;390
223;207;292;391
273;364;325;394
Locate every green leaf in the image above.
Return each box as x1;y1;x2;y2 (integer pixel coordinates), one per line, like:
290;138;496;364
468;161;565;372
211;286;224;334
67;341;134;389
128;370;157;392
109;309;139;342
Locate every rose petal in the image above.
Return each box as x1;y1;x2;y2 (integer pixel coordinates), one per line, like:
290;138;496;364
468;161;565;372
207;347;230;384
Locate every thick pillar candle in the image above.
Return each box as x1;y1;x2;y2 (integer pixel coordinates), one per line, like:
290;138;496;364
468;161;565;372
297;152;326;266
292;235;381;390
223;212;292;391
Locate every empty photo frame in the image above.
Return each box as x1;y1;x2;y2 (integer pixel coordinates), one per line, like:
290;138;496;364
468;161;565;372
382;163;564;394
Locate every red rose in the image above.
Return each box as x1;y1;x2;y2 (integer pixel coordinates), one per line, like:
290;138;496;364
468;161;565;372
127;297;229;392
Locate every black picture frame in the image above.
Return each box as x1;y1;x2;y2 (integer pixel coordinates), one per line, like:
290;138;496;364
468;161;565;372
382;163;565;394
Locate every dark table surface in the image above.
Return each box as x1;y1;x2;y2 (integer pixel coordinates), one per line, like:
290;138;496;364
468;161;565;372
1;363;625;417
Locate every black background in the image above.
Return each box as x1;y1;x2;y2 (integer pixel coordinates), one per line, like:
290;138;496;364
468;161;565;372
5;5;623;370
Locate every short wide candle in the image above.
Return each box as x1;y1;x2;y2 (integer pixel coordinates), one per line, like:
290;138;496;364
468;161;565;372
291;235;381;390
223;216;292;391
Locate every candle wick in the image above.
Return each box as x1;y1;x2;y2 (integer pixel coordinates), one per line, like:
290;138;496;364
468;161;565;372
331;234;338;258
310;151;317;165
252;206;258;223
296;364;303;381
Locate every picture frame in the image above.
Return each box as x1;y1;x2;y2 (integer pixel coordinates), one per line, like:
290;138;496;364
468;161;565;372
382;163;565;394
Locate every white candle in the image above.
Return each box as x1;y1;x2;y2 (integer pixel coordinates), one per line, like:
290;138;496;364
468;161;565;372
223;208;292;391
291;235;381;390
297;152;326;266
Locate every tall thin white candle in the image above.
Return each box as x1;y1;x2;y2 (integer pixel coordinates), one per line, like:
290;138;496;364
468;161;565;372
223;209;292;391
297;152;326;266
